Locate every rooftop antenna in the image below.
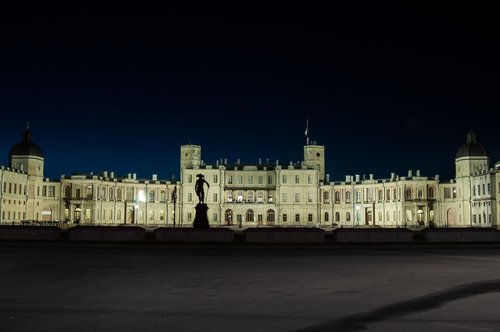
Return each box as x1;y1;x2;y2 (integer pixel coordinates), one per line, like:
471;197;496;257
27;121;30;129
305;119;309;145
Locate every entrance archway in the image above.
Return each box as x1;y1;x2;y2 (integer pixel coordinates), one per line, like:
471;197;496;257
447;208;457;226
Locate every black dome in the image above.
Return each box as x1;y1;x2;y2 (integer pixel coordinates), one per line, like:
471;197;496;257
455;131;487;159
9;129;44;158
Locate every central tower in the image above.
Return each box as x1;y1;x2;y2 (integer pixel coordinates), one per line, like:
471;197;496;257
304;144;325;182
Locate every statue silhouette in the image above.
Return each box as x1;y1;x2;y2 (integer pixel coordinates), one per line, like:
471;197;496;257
195;174;210;204
193;174;210;228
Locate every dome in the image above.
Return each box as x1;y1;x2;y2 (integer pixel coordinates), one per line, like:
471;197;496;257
9;129;44;158
455;131;487;159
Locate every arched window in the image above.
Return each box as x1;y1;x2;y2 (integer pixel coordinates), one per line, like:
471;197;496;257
160;190;166;202
109;188;114;201
346;191;351;201
378;211;382;222
386;211;390;221
246;209;254;222
149;190;155;203
257;191;264;202
64;185;71;198
346;212;351;222
227;191;233;202
109;210;113;220
334;191;340;202
117;188;122;201
324;212;329;222
378;190;383;201
367;210;373;222
386;189;391;201
237;191;243;202
266;209;275;224
149;210;154;220
335;212;339;222
117;210;122;220
247;191;254;203
405;188;412;200
428;187;435;199
324;191;330;203
225;209;233;225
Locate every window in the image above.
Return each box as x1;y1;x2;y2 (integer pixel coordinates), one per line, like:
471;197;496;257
76;188;81;199
85;209;91;220
149;210;154;220
42;185;47;197
48;186;55;197
282;175;287;184
355;190;362;203
325;212;330;222
188;193;192;202
225;209;233;224
405;188;412;200
213;175;218;183
346;212;351;222
160;190;166;202
258;176;263;184
188;175;193;183
257;191;264;202
308;214;313;222
386;211;390;221
85;185;92;198
64;209;69;221
227;191;233;202
237;191;243;202
160;210;165;221
295;193;300;203
294;175;300;184
126;187;134;201
149;190;155;203
258;214;263;223
295;214;300;222
346;191;351;202
308;193;313;203
117;188;122;201
248;176;253;185
487;183;491;194
268;192;273;202
367;188;373;202
246;209;254;222
268;176;273;185
473;186;476;196
334;191;340;202
213;213;218;222
238;176;243;184
266;209;275;223
228;176;233;184
473;215;477;224
378;211;382;222
406;210;412;222
324;191;330;203
428;187;434;199
187;213;192;221
452;187;457;199
386;189;391;201
282;193;287;202
283;214;287;222
444;188;451;199
335;212;339;222
308;175;312;184
378;190;383;201
109;188;114;200
117;210;122;220
213;193;218;202
109;210;113;219
417;190;423;199
247;191;253;202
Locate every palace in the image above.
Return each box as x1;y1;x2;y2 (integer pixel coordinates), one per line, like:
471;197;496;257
1;128;499;228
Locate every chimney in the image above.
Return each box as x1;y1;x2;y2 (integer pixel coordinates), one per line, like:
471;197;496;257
435;174;439;180
128;173;131;179
236;158;240;165
355;174;360;182
369;174;373;180
390;172;395;180
326;174;330;183
275;160;279;166
216;160;219;167
345;175;351;182
152;174;157;181
259;158;262;164
224;158;228;164
110;171;114;178
416;169;420;177
133;173;137;180
103;171;108;177
266;158;269;164
408;170;413;177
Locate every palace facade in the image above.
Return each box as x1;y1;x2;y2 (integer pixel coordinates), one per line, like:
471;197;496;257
1;128;499;228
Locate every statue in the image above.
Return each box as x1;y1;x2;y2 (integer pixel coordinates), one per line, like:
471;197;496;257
193;174;210;228
195;174;210;204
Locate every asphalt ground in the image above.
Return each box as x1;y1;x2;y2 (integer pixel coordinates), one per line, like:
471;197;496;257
1;242;500;331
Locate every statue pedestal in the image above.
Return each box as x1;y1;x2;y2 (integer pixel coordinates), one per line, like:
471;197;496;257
193;204;210;228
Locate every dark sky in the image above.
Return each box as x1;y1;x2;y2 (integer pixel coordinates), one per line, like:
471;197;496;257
0;3;498;181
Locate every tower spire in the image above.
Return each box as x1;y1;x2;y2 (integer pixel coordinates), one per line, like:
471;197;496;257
305;119;309;145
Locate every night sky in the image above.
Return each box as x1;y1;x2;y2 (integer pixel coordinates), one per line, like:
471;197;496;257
0;3;498;181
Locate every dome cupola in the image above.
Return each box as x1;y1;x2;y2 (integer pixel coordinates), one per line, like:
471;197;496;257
9;128;44;159
455;131;487;159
